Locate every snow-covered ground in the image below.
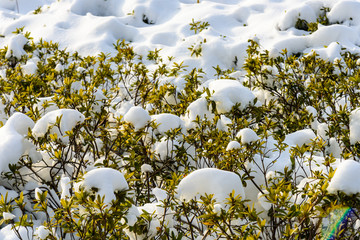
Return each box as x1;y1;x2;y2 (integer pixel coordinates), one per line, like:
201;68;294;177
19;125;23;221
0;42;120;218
1;0;360;239
2;0;359;76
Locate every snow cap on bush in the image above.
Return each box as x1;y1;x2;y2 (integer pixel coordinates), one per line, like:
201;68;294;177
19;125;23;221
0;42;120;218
32;109;85;144
236;128;259;144
350;108;360;144
226;140;241;151
328;160;360;195
183;97;214;129
284;129;316;146
5;34;28;59
0;112;35;173
208;79;256;114
123;106;151;131
177;168;245;202
76;168;129;204
150;113;185;135
35;225;50;240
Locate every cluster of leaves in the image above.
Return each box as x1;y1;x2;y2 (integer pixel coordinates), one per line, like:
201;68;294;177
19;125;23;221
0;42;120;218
0;29;359;240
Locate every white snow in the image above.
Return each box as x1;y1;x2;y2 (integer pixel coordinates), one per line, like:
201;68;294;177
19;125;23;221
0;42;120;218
1;0;360;237
123;106;151;131
3;212;16;220
5;34;28;59
176;168;245;202
328;160;360;195
277;3;318;31
0;224;33;240
284;129;316;146
226;140;241;151
70;0;124;17
184;97;214;129
317;123;329;141
350;108;360;144
236;128;259;144
60;175;70;199
141;163;153;173
34;226;50;240
150;113;185;135
32;109;85;143
257;190;272;211
327;1;360;25
0;0;357;73
0;112;34;173
76;168;129;204
21;59;38;75
208;79;256;114
154;138;179;160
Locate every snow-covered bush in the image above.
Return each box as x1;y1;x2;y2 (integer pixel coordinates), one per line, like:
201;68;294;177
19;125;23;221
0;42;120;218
1;30;360;239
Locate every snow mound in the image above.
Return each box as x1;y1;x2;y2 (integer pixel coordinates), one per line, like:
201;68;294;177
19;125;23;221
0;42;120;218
284;129;316;146
277;3;317;31
0;112;35;173
236;128;259;144
32;109;85;143
309;24;359;47
183;97;214;129
6;112;35;135
0;224;33;240
350;108;360;144
77;168;129;204
60;175;71;199
123;106;151;131
271;24;359;57
328;160;360;195
21;58;38;75
208;80;256;114
177;168;245;202
3;212;15;221
154;138;179;160
70;0;124;17
151;113;185;135
327;1;360;25
5;34;28;59
123;0;180;25
34;226;50;240
226;140;241;151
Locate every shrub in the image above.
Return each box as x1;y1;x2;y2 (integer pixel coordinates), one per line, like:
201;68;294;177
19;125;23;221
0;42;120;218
0;32;359;239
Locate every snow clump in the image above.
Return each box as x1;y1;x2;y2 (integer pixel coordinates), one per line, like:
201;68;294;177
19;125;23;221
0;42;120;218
141;163;153;173
284;129;316;146
0;112;35;173
327;1;360;25
236;128;259;144
277;3;317;31
226;140;241;151
328;160;360;195
350;108;360;144
76;168;129;205
32;109;85;144
208;80;256;114
183;97;214;129
0;224;33;240
34;226;50;240
150;113;185;135
60;175;71;199
70;0;124;17
123;106;151;131
5;34;28;59
2;212;16;221
176;168;245;202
